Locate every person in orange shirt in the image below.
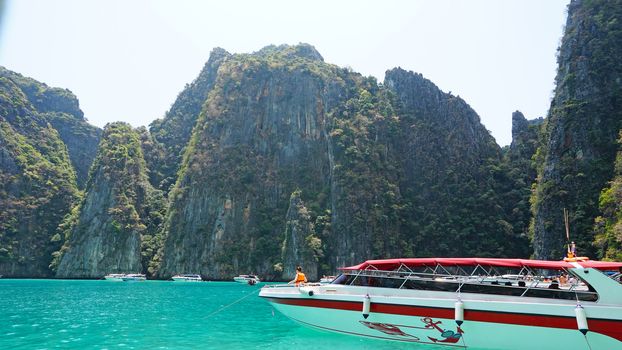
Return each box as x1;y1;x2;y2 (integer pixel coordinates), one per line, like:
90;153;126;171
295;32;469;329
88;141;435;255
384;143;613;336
289;266;307;286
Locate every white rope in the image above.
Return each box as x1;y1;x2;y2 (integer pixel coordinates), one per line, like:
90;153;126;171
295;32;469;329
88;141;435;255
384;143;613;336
584;334;593;350
204;288;261;319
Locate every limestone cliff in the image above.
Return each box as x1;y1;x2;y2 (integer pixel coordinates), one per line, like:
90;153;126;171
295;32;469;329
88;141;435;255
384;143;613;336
155;44;523;280
496;111;543;255
156;44;350;279
0;67;101;188
148;48;231;190
593;132;622;261
281;190;320;281
533;0;622;259
55;122;164;278
0;75;79;277
385;68;526;257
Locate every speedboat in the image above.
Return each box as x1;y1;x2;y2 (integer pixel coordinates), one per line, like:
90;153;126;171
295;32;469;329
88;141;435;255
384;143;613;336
121;273;146;282
260;257;622;350
103;273;126;281
233;274;261;285
172;274;202;282
319;276;336;284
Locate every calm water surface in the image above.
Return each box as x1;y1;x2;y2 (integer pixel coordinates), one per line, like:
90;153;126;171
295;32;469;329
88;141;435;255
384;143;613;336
0;279;470;349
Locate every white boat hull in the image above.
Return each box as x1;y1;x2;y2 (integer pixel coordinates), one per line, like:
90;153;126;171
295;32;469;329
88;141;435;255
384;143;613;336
261;285;622;350
172;277;202;282
104;277;124;281
233;277;260;284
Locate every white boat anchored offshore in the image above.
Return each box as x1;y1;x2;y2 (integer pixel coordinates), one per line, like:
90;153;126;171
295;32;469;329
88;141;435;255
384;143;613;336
260;257;622;350
121;273;146;282
103;273;126;281
172;274;202;282
234;274;261;285
319;275;336;284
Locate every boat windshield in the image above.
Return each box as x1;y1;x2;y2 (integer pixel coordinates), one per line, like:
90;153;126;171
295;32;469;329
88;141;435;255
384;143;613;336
332;263;600;302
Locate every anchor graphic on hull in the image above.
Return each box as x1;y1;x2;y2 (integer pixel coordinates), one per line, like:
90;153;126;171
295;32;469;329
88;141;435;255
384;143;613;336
422;317;464;344
359;316;464;346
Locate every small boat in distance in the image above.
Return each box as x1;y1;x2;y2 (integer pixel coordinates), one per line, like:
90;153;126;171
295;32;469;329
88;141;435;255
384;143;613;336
172;274;202;282
233;274;260;285
121;273;146;282
104;273;126;281
319;275;336;284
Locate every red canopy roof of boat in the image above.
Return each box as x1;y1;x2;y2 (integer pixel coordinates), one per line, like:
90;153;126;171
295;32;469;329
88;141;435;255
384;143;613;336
340;258;622;271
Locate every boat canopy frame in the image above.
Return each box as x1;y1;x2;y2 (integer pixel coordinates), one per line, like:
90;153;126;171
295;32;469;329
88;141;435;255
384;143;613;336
339;260;601;302
340;257;622;272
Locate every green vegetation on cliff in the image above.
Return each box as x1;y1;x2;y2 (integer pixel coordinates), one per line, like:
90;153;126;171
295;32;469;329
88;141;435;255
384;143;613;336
155;44;533;281
148;48;231;191
0;67;101;188
156;44;351;280
0;76;79;277
532;0;622;259
594;133;622;260
4;0;622;279
385;69;530;258
54;122;165;278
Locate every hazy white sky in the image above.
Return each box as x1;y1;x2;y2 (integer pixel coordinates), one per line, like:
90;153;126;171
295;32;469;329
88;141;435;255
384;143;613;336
0;0;568;146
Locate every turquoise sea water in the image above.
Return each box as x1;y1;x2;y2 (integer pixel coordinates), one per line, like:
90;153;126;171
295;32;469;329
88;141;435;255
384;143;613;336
0;279;443;350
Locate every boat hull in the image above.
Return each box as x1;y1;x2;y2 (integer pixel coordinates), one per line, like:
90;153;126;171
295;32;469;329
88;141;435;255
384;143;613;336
104;277;124;281
172;278;202;282
233;277;260;284
261;286;622;350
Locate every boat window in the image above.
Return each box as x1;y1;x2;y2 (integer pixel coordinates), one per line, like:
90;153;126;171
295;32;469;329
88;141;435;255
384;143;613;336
332;274;355;285
338;268;599;302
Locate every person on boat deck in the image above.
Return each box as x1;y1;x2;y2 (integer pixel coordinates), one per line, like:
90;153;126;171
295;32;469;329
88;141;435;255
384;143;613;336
548;279;560;289
289;266;307;286
559;273;568;286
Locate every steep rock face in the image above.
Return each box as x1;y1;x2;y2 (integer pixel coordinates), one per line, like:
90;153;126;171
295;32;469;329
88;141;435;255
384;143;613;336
55;122;164;278
385;68;525;257
148;48;231;190
156;44;362;279
533;0;622;259
46;113;101;189
497;111;543;253
281;190;320;281
593;133;622;260
324;82;404;268
508;112;544;224
0;66;101;188
0;76;79;277
509;111;543;162
157;44;524;280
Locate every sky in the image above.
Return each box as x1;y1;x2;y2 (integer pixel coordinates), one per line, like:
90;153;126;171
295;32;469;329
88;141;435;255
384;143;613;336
0;0;569;146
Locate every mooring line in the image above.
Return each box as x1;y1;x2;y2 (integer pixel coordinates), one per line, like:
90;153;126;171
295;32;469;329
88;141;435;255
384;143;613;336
584;334;593;350
204;288;261;319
